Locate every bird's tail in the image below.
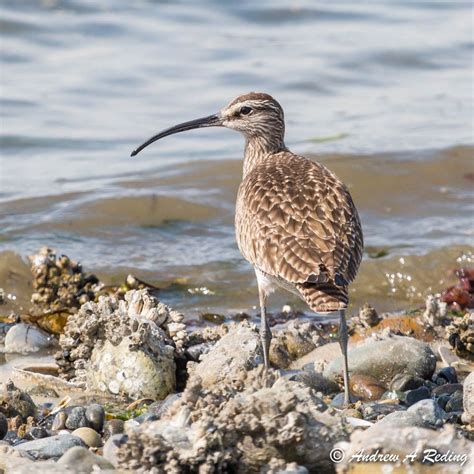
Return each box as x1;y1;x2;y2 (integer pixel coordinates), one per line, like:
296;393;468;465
297;282;348;313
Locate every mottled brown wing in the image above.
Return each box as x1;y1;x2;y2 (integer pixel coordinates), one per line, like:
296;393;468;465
235;153;363;286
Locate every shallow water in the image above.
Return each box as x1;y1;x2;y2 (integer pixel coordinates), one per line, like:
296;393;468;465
1;1;473;317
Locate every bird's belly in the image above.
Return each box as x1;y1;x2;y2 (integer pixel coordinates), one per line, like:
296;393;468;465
255;268;302;299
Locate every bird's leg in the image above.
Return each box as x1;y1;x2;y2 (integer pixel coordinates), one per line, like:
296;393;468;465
258;285;271;371
338;309;351;406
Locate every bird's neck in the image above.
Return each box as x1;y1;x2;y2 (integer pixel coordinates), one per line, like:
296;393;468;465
243;135;286;176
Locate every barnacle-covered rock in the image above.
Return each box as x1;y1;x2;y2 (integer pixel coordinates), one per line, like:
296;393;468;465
462;371;474;425
447;312;474;361
270;320;324;368
0;380;36;421
28;247;101;313
423;294;448;327
187;321;262;388
117;368;343;473
54;290;185;399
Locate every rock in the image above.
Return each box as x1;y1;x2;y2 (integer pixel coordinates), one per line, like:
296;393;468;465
4;323;57;353
377;399;445;429
435;366;458;384
25;426;48;440
423;294;448;326
186;342;213;361
0;414;7;440
390;373;424;392
57;446;114;471
342;408;362;419
103;433;128;467
336;424;473;473
55;289;183;387
0;380;36;421
88;334;175;399
462;371;474;424
187;322;262;388
14;433;86;460
350;374;386;401
445;390;464;412
288;369;340;395
65;407;88;430
103;419;124;440
52;411;67;432
404;386;431;406
290;342;341;371
432;383;463;396
270;320;322;368
71;427;102;447
85;403;105;432
324;336;436;385
117;368;341;472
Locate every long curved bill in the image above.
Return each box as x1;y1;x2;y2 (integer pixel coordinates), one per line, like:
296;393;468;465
131;113;222;157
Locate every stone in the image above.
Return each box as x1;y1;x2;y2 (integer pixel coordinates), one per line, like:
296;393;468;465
0;380;36;421
377;399;445;429
349;374;386;401
85;403;105;432
51;411;67;432
445;390;464;412
117;369;342;472
4;323;57;354
187;322;262;388
324;336;436;385
0;414;7;440
57;446;114;471
87;330;175;400
25;426;48;440
435;366;458;384
290;342;341;370
146;393;181;419
65;407;88;430
288;368;340;395
72;427;102;447
103;419;124;440
404;386;431;406
432;382;463;397
14;433;86;460
390;373;424;392
462;371;474;424
103;433;128;467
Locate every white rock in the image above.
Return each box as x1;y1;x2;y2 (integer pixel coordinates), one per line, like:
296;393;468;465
4;323;57;354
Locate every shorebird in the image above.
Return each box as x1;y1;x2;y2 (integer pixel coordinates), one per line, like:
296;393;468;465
131;92;363;404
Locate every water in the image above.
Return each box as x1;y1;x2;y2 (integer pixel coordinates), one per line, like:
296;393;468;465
1;0;473;317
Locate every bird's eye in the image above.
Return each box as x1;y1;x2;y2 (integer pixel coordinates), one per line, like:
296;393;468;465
240;106;253;116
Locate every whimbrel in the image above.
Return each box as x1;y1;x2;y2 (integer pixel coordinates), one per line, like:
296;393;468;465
131;92;363;404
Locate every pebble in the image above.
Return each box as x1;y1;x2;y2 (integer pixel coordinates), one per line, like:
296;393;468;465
14;433;86;460
103;419;125;440
445;390;464;412
25;426;48;440
57;446;114;471
146;393;181;419
435;366;458;384
349;374;386;401
0;380;36;420
390;373;424;392
432;383;463;397
404;386;431;406
103;433;128;467
342;408;362;419
51;411;67;432
0;413;7;439
330;393;361;408
65;406;88;430
361;403;404;421
291;369;340;395
4;323;57;353
85;403;105;432
378;399;445;429
72;427;102;447
324;336;437;385
462;371;474;424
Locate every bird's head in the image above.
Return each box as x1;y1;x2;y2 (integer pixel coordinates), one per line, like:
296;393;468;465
131;92;285;156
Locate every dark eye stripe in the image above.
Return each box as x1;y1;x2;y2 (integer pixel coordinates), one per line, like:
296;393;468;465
240;106;252;115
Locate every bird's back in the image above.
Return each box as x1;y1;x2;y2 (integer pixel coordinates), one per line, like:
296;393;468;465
235;151;363;312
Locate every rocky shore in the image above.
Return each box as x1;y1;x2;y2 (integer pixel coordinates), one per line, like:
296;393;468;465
0;248;473;473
